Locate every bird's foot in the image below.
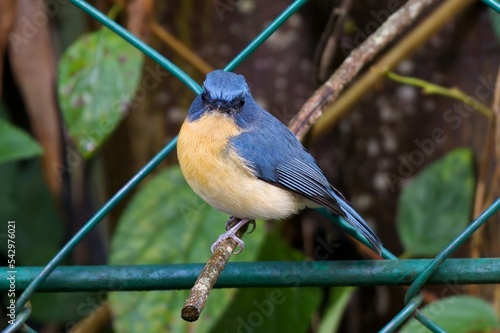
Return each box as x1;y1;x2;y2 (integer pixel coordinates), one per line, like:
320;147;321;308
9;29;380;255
224;216;239;230
212;218;253;254
225;217;256;234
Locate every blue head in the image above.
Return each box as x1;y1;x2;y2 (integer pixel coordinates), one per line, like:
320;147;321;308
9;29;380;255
187;70;253;121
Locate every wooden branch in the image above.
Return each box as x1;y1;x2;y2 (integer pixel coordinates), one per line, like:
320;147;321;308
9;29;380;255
181;222;249;322
150;21;213;75
289;0;437;139
181;0;472;322
308;0;476;140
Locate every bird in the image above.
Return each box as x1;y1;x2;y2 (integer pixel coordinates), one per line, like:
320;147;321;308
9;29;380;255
177;70;383;255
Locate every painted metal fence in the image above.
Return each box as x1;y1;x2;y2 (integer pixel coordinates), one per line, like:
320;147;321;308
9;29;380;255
3;0;500;332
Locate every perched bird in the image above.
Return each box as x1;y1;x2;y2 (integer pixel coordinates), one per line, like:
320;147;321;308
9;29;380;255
177;70;382;255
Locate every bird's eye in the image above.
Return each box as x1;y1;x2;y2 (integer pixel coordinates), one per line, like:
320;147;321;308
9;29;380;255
201;92;207;102
239;98;245;107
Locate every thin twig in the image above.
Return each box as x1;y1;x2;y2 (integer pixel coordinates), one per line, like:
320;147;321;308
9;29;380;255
112;0;213;74
290;0;437;139
181;0;479;321
150;21;213;75
385;71;493;118
68;303;111;333
306;0;476;141
312;0;354;84
493;65;500;162
469;66;500;296
181;0;461;321
181;221;249;322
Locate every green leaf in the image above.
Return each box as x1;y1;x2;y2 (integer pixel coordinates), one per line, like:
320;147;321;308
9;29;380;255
317;287;356;333
396;148;474;257
0;119;42;164
0;161;62;265
58;27;144;158
0;160;95;323
208;230;322;333
29;292;100;323
108;166;266;333
400;296;499;333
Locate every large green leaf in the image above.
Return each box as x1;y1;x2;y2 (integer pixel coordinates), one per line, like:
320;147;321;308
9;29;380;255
400;296;499;333
0;161;62;265
396;148;474;257
0;118;42;164
208;230;322;333
109;166;265;333
0;160;95;323
58;27;143;158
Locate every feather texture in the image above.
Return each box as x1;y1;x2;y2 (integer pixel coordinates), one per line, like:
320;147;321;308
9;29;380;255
178;70;383;254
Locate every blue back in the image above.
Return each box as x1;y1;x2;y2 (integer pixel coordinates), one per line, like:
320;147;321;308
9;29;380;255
184;70;383;254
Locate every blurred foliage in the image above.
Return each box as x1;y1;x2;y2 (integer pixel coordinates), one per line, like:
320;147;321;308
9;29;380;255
400;295;499;333
1;0;497;331
209;231;322;333
58;27;144;159
397;148;475;257
0;119;43;164
109;166;267;332
0;160;96;323
0;103;42;164
0;161;62;265
317;287;356;333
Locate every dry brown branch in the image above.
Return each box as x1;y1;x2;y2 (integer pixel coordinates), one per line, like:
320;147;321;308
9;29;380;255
494;64;500;162
150;21;213;75
181;222;249;322
313;0;354;84
289;0;438;139
69;303;111;333
308;0;476;140
9;0;63;197
0;0;16;96
181;0;464;322
126;0;154;41
469;65;500;296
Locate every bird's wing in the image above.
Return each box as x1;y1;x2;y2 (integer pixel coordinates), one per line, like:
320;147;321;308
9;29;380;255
275;158;382;255
230;109;382;254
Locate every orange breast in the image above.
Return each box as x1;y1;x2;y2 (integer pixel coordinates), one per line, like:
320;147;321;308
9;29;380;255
177;112;305;220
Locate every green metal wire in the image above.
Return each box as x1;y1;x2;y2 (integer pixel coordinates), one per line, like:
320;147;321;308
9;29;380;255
379;295;423;333
319;208;399;259
380;197;500;333
382;197;500;333
13;139;177;314
6;304;31;333
224;0;308;71
4;1;312;331
413;311;446;333
70;0;201;94
482;0;500;13
405;196;500;304
6;0;500;331
2;258;500;292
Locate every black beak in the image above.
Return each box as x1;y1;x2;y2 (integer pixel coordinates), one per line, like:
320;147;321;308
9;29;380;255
210;100;233;114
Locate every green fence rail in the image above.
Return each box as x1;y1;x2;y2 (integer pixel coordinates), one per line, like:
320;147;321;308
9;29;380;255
4;0;500;332
3;258;500;292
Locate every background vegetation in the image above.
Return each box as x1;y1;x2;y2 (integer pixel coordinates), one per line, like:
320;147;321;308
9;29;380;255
1;0;499;332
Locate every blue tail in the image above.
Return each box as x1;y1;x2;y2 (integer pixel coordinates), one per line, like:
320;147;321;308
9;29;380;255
335;198;383;255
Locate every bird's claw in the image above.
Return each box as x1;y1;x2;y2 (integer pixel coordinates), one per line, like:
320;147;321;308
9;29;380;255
224;216;239;230
212;218;251;254
210;232;245;254
246;220;256;234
